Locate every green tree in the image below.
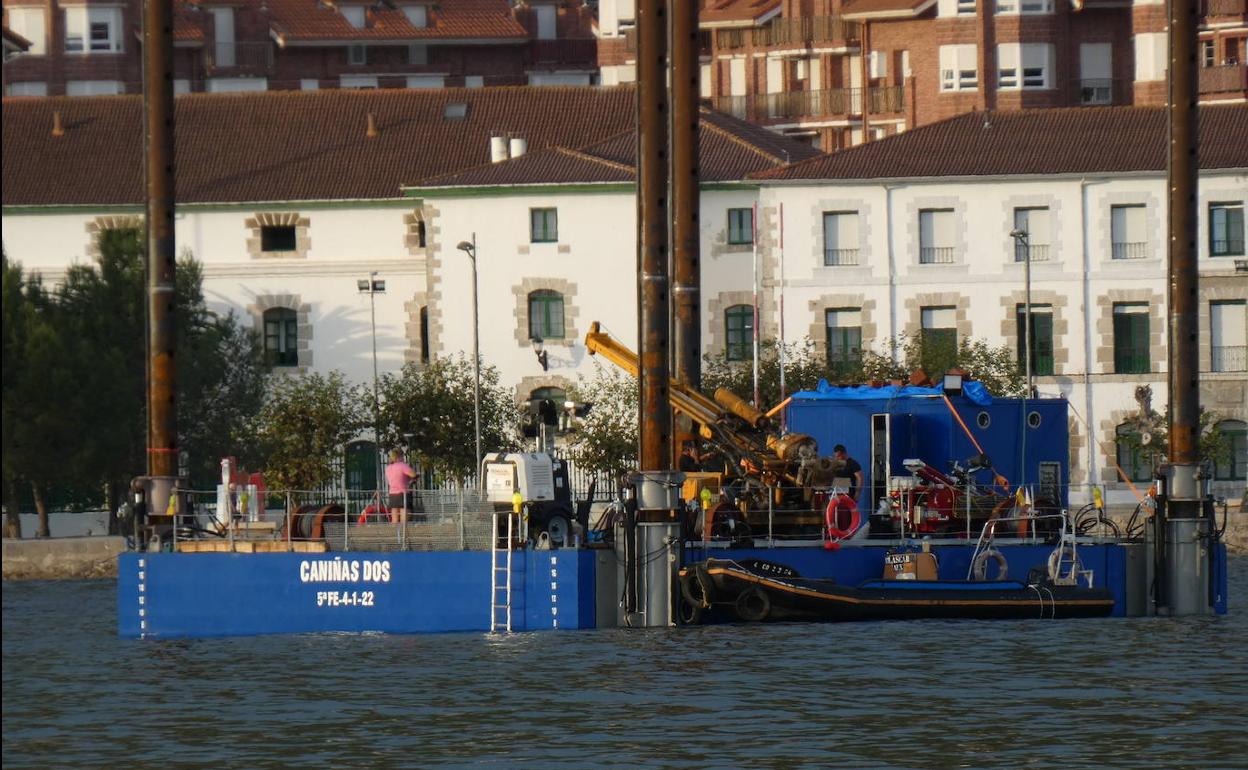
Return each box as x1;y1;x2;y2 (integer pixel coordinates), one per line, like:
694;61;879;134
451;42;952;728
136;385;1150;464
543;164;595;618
252;371;366;492
566;362;639;487
376;355;521;481
701;338;829;410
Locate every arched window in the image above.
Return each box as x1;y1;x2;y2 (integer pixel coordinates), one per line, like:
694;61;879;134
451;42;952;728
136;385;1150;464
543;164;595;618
528;290;564;341
1114;422;1154;483
263;307;298;367
527;386;568;436
724;304;753;361
1214;419;1247;481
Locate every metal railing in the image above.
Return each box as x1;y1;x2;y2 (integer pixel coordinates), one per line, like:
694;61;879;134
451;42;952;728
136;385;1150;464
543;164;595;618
824;248;860;266
710;86;901;121
1212;345;1247;372
1015;243;1051;262
205;41;274;73
919;246;956;264
1111;241;1149;260
525;38;598;66
714;16;860;50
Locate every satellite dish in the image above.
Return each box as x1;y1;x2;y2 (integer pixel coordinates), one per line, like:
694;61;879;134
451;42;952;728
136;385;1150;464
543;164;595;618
1140;431;1153;447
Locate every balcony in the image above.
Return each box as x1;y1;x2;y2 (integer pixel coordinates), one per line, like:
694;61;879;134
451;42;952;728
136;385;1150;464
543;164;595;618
1014;243;1051;262
1200;0;1246;15
1112;242;1148;260
714;17;861;51
1199;63;1248;95
824;248;860;266
919;247;956;264
710;86;903;122
526;38;597;67
205;42;273;75
1212;345;1247;372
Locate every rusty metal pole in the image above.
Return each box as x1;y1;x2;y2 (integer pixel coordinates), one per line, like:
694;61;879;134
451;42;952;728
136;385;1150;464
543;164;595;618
1159;0;1207;615
144;0;178;482
636;0;672;475
670;0;701;393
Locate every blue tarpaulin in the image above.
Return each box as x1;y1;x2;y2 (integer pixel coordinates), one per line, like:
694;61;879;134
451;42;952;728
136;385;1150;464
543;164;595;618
793;380;994;406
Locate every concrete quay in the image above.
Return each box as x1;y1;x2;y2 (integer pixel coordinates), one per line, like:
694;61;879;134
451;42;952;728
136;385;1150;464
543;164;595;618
2;536;126;580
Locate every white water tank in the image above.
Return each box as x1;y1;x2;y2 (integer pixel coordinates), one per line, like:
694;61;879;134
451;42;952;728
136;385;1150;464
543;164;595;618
509;136;527;159
489;135;508;163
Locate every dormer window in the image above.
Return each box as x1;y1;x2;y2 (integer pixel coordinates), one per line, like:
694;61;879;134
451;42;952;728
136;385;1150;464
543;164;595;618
403;5;428;28
341;5;366;28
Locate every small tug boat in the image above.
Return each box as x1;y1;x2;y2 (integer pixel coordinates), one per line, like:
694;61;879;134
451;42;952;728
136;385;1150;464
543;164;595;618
679;552;1116;624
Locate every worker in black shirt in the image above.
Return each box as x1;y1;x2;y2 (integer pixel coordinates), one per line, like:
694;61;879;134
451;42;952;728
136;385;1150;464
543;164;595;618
833;444;863;507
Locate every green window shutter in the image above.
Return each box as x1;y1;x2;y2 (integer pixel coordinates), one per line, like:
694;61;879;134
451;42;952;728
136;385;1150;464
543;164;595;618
725;305;753;361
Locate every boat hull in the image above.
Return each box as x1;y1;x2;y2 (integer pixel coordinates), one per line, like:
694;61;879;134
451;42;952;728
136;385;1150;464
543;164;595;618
682;559;1116;623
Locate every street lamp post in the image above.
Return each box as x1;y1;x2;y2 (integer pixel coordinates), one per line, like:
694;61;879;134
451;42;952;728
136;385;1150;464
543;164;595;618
456;235;482;487
358;272;385;495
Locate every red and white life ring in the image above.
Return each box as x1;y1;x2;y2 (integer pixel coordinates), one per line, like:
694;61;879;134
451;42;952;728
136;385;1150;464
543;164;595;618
825;494;861;543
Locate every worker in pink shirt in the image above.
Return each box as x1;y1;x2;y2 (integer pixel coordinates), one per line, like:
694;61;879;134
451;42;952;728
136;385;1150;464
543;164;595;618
385;449;419;524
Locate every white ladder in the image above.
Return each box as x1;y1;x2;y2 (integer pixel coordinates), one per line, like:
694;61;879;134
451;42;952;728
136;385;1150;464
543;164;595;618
490;511;516;632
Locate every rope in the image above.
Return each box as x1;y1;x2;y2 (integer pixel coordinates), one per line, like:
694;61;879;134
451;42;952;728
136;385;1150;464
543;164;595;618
941;395;1009;490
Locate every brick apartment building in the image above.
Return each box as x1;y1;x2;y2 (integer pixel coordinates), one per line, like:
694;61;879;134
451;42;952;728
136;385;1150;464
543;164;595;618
2;0;597;96
597;0;1248;151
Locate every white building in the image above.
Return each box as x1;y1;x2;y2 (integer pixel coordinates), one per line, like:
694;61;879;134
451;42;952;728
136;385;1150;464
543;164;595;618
3;91;1245;498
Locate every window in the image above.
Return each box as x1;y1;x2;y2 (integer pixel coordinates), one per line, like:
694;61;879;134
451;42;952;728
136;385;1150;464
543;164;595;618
6;82;49;96
7;7;47;56
66;80;123;96
527;387;569;434
1016;304;1054;376
957;0;976;13
1209;202;1245;256
825;308;863;376
1201;40;1215;68
347;44;368;65
727;208;753;245
869;50;887;80
1111;204;1147;259
1112;303;1150;374
1213;420;1247;481
419;306;430;364
1019;0;1053;12
1012;207;1050;261
725;304;754;361
261;225;297;252
530;208;558;243
822;212;860;266
996;0;1016;12
341;5;366;27
403;5;428;27
919;209;955;264
65;7;122;53
1079;43;1113;105
1210;301;1246;372
939;45;977;92
998;44;1053;90
263;308;299;367
920;306;957;373
1115;423;1155;483
528;290;565;340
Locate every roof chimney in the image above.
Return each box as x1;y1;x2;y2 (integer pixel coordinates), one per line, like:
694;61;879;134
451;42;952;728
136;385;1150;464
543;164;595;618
366;112;379;138
508;136;527;159
51;110;65;137
490;135;508;163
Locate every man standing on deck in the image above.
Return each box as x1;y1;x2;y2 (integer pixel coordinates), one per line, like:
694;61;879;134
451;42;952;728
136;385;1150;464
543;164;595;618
833;445;863;507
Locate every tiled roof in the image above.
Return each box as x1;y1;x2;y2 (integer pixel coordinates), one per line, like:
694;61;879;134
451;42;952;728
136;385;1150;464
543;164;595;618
840;0;937;19
411;110;820;189
261;0;527;43
2;87;645;205
700;0;781;26
416;146;637;187
173;7;206;43
755;105;1248;181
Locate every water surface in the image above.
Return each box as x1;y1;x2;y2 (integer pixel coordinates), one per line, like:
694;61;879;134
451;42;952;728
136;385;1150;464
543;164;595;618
4;558;1247;769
